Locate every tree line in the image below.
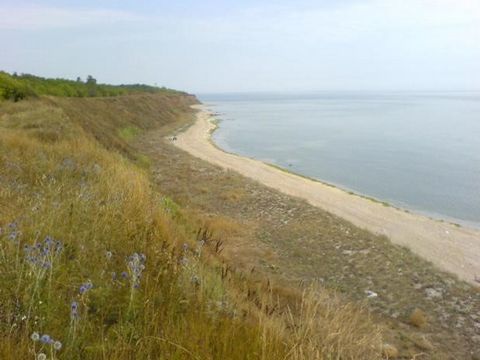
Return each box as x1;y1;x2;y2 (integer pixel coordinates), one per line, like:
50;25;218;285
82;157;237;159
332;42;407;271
0;71;182;101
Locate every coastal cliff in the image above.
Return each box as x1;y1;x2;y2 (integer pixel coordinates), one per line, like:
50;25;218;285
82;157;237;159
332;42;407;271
0;73;479;359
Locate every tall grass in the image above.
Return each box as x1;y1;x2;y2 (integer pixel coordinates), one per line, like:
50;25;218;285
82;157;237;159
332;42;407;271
0;95;383;359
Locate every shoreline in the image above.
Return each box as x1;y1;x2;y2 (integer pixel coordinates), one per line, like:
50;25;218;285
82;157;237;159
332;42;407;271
173;104;480;285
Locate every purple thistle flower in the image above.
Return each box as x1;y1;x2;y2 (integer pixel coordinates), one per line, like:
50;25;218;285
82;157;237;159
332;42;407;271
79;280;93;294
71;301;78;319
24;237;62;277
44;236;53;246
126;252;146;289
40;334;51;344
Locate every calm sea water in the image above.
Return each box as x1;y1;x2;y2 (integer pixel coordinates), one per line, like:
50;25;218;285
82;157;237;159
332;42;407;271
198;92;480;227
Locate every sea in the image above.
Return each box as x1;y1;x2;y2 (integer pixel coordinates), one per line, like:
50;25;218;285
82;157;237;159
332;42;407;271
198;92;480;228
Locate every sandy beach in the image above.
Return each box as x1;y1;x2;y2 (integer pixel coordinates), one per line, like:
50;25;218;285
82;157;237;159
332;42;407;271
174;104;480;285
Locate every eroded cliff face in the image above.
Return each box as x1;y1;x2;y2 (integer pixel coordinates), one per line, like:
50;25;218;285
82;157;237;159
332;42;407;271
48;92;199;154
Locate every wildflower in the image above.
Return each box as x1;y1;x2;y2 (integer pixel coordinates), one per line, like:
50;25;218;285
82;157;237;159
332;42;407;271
25;236;63;278
191;275;200;286
71;301;79;319
111;272;117;281
8;231;18;241
106;251;112;259
183;243;189;252
126;252;146;289
79;280;93;294
44;235;53;246
40;334;51;344
121;271;128;279
55;241;63;253
37;353;47;360
31;332;40;341
53;340;62;351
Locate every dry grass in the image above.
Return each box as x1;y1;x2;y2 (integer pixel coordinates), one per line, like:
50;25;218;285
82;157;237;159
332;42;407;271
0;95;384;359
139;114;480;359
409;308;428;328
282;288;382;360
381;344;399;359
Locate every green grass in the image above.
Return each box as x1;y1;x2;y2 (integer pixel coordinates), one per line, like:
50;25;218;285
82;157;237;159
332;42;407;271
118;125;142;142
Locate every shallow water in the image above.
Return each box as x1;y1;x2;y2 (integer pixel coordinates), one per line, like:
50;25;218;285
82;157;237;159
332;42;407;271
198;92;480;227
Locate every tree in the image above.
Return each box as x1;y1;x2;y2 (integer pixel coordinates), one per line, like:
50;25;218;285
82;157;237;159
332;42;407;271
86;75;97;97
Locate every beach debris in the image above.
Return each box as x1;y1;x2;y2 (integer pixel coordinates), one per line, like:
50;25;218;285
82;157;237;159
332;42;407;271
365;290;378;298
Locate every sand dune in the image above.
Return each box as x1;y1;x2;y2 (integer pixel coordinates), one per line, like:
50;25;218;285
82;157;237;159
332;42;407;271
173;104;480;285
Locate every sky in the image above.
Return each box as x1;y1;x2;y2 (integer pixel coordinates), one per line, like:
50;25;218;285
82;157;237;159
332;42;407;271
1;0;479;93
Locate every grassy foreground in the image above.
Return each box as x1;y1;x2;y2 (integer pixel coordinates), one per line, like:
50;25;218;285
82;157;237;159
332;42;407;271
0;93;382;359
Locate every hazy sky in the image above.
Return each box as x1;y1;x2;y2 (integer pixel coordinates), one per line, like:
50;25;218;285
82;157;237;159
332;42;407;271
1;0;479;93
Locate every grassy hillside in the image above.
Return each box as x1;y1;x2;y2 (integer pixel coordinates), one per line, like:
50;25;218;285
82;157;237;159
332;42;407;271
0;91;382;359
0;71;185;101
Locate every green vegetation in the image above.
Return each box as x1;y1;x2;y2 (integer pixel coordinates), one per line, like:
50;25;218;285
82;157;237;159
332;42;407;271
0;71;185;101
0;89;382;359
118;125;142;142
